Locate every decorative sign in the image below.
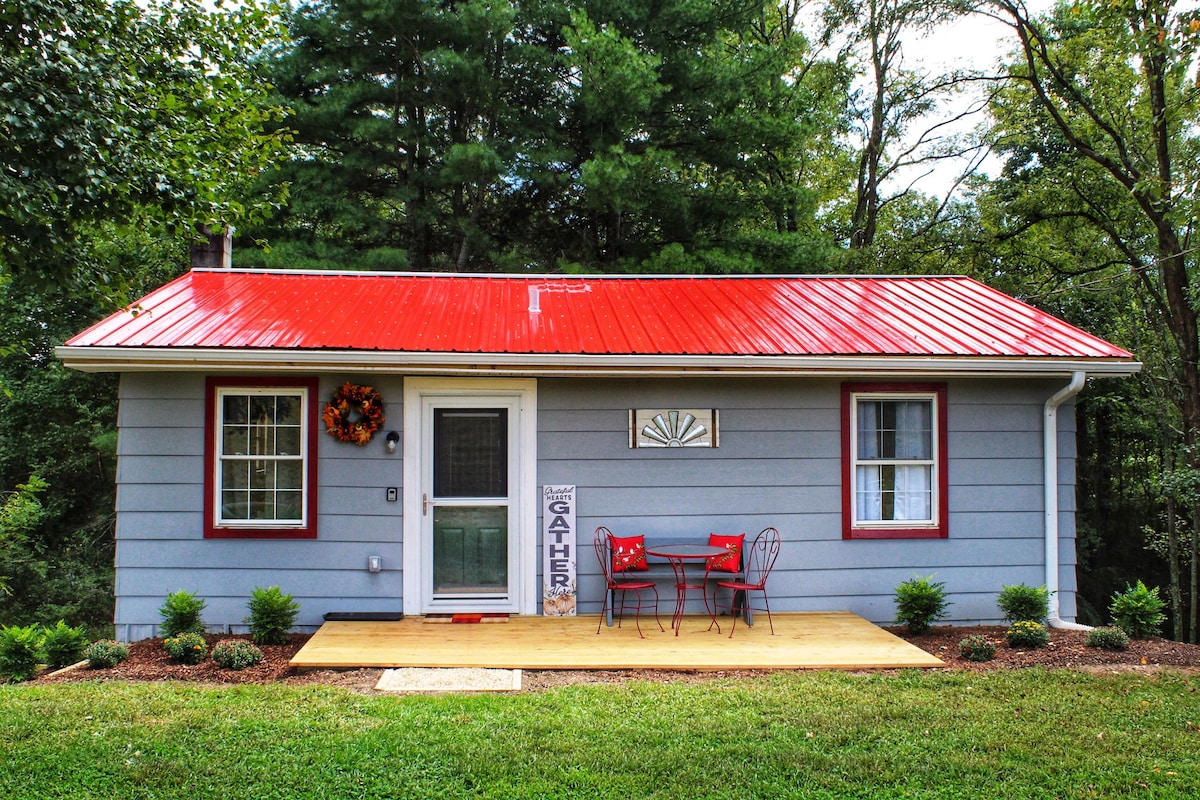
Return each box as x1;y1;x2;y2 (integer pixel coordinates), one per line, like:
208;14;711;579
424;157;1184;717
542;485;577;616
630;409;718;448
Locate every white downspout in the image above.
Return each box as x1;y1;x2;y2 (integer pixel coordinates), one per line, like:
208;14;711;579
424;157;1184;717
1044;370;1092;630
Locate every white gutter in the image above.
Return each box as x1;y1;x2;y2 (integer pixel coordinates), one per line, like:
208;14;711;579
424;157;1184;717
1044;370;1092;630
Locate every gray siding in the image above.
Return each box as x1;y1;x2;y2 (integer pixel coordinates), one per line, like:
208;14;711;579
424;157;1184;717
113;373;406;641
537;377;1079;626
112;372;1079;639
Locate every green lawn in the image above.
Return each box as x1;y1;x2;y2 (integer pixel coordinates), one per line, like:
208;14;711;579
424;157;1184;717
2;669;1198;799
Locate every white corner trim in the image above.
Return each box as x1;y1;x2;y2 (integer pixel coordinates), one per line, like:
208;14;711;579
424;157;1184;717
401;384;422;618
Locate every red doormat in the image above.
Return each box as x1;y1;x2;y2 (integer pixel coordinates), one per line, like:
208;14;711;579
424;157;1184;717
423;613;510;624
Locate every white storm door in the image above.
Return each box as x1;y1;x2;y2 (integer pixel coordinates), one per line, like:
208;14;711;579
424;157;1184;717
403;379;536;615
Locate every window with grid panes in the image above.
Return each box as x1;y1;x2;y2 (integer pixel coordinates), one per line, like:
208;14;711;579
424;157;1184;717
205;378;318;538
218;388;305;524
842;383;948;539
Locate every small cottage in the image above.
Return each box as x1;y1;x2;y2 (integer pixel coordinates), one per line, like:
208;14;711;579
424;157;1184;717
57;268;1138;641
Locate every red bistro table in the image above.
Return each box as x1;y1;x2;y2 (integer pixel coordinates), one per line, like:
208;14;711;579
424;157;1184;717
645;544;726;635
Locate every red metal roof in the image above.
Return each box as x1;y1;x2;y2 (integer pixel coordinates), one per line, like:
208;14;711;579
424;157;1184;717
62;269;1134;362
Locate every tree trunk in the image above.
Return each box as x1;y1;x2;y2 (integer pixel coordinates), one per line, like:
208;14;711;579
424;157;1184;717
402;90;432;271
604;210;622;264
1165;454;1182;640
995;0;1200;640
849;0;886;251
1146;21;1199;644
1192;501;1199;643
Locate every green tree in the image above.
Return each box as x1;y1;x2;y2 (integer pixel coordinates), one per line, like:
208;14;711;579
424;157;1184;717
1;0;295;631
249;0;559;272
246;0;847;274
979;0;1200;640
544;0;847;272
0;277;115;631
820;0;976;267
0;0;289;295
0;477;48;605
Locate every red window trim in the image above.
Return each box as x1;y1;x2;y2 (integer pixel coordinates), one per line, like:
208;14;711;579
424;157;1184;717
841;382;949;540
203;376;320;539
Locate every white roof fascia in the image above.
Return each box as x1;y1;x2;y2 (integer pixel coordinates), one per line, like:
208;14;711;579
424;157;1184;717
55;345;1143;378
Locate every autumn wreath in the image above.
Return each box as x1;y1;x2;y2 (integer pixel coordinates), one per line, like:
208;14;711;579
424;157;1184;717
322;382;385;445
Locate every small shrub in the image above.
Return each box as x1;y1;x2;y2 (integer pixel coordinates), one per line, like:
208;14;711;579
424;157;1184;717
85;640;129;669
1085;626;1130;651
212;639;264;670
1006;620;1050;649
41;620;89;668
159;590;207;637
1109;580;1166;639
0;624;45;682
997;583;1052;624
893;575;950;634
163;632;208;664
958;634;996;662
247;585;300;646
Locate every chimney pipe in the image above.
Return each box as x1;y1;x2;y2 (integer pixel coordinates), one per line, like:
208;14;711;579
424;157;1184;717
191;224;232;269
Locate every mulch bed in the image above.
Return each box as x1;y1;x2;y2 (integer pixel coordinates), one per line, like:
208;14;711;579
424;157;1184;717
30;626;1200;694
887;625;1200;672
38;633;310;685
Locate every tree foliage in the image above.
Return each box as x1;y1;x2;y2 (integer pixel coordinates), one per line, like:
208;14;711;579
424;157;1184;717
242;0;848;273
978;0;1200;640
1;0;293;632
0;0;290;294
0;277;118;631
821;0;975;261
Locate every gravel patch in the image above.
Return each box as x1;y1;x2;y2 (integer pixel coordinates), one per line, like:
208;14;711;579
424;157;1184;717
374;668;522;693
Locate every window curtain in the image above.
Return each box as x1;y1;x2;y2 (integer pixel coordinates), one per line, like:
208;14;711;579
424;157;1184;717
856;400;932;521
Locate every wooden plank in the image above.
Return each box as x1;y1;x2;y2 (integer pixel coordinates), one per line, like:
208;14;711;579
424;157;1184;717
289;612;943;671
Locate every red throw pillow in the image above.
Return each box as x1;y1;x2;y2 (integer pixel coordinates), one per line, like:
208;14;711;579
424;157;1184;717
611;535;648;573
707;533;745;573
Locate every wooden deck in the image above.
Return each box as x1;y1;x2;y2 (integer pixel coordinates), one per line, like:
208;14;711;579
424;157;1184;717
290;612;943;671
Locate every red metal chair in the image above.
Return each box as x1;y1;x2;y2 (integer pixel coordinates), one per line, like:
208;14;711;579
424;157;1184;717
710;526;780;637
594;526;663;638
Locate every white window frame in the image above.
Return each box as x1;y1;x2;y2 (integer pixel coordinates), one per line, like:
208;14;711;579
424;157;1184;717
213;386;310;530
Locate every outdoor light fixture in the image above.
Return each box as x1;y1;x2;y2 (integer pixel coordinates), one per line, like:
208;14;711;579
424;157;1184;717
385;431;399;452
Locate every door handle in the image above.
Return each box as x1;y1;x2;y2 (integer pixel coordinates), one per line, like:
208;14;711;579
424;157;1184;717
423;492;429;516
